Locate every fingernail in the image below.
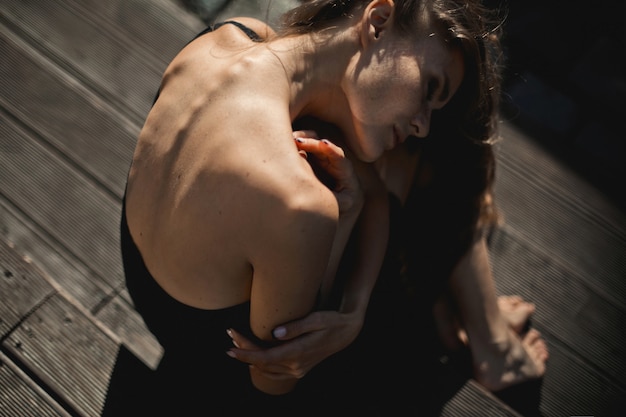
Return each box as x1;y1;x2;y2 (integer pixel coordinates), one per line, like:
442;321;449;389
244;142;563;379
226;328;233;338
321;139;330;145
295;137;304;143
226;350;236;358
273;327;287;338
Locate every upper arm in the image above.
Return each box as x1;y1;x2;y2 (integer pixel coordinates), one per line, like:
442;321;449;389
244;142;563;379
247;182;338;342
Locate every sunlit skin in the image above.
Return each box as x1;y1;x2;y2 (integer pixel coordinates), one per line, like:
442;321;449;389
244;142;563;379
126;0;466;395
125;0;548;401
225;7;548;396
343;30;465;161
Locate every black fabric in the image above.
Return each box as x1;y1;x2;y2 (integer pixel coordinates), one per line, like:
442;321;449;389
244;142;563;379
121;197;294;414
213;20;263;41
118;22;300;415
117;21;445;415
285;193;440;415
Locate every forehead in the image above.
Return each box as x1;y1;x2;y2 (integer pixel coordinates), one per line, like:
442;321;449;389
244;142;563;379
407;29;465;73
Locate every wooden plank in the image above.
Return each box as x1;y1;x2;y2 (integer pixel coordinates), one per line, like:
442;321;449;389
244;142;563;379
537;339;626;417
0;239;55;338
0;232;119;415
0;25;138;198
489;228;626;405
0;110;123;305
488;120;626;415
2;293;120;417
0;352;71;417
0;197;108;319
62;0;203;61
96;289;163;370
0;0;163;124
497;123;624;229
0;197;159;370
494;123;626;308
440;380;522;417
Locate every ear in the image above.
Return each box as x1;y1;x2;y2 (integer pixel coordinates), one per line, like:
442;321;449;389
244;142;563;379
365;0;394;41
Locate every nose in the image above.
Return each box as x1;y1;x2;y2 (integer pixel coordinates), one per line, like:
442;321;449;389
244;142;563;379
411;107;432;138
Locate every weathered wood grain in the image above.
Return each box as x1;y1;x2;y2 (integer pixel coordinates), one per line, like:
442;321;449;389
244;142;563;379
0;25;138;199
3;294;119;417
1;0;172;125
0;352;71;417
490;227;625;417
495;124;626;307
0;239;55;338
0;110;122;305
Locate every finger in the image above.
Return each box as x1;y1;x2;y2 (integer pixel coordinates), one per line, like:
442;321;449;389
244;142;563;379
295;139;349;177
228;345;298;376
301;138;346;160
294;137;344;159
228;345;284;366
293;130;319;139
226;329;291;363
272;311;328;340
227;328;261;351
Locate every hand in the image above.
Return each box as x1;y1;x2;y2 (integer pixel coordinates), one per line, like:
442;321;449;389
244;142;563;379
226;309;363;380
293;131;364;216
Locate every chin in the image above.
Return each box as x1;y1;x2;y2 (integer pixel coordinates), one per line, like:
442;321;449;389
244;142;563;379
359;148;382;163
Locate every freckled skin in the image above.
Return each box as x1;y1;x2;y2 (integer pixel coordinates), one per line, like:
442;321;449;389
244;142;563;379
124;2;469;397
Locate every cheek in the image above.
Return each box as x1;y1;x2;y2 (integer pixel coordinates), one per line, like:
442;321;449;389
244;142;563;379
347;65;394;119
346;57;422;126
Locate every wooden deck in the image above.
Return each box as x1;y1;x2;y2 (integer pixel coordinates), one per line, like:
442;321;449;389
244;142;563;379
1;1;624;416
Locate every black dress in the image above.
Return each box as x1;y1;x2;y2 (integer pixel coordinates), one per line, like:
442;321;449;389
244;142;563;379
117;22;300;416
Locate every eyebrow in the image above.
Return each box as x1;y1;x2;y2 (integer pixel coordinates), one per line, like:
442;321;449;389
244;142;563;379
439;74;450;103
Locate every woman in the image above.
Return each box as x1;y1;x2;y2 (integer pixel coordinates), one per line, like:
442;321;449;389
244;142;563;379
120;0;532;414
225;0;548;414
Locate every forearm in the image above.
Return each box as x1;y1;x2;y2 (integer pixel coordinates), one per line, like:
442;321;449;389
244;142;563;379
320;204;362;299
339;188;389;319
449;237;503;340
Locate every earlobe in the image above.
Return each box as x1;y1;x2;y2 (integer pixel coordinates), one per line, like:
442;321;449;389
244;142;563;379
368;0;394;39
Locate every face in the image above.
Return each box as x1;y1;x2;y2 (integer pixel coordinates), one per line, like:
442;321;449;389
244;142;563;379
344;19;465;162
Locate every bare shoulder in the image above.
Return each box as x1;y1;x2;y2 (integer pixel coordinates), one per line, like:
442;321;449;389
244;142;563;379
168;16;270;67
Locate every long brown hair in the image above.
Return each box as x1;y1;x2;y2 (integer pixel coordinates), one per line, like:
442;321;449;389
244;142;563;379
279;1;505;293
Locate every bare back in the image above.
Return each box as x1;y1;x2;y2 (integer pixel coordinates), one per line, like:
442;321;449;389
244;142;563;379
124;21;338;342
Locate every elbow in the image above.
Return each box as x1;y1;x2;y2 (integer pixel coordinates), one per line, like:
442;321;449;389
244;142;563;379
250;367;297;395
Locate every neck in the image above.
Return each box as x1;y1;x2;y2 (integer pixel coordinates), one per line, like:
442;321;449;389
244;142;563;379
269;25;358;137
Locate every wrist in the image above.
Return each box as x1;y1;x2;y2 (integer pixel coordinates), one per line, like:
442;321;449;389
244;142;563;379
338;296;368;327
